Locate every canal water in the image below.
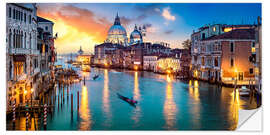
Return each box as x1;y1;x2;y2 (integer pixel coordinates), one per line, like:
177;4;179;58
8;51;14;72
7;57;258;130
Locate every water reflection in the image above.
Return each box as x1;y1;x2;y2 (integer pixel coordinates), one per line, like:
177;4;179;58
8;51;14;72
188;80;201;129
163;75;177;129
132;71;141;125
79;85;91;130
221;87;239;130
103;69;112;127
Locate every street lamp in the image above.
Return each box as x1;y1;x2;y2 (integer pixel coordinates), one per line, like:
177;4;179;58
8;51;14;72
24;90;28;104
31;88;33;108
134;65;138;71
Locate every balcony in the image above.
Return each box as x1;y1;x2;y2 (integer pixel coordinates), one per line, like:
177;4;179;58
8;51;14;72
33;68;40;75
9;48;30;55
31;49;40;55
16;73;27;82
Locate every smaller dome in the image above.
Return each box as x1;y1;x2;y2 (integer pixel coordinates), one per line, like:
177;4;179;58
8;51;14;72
130;25;143;44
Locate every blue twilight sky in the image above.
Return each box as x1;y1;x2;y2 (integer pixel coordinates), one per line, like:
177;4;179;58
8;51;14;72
37;3;261;53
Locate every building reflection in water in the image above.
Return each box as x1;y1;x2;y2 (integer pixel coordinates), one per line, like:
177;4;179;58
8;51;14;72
79;85;92;130
102;69;112;127
132;71;141;124
163;74;177;129
188;80;201;128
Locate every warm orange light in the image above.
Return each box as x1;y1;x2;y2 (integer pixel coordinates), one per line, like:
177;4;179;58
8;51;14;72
166;69;171;74
234;68;238;73
31;88;34;93
252;47;256;53
24;90;27;95
134;65;138;70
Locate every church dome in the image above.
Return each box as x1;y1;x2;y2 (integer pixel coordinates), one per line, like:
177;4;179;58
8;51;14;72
108;25;127;35
106;13;128;46
130;25;143;44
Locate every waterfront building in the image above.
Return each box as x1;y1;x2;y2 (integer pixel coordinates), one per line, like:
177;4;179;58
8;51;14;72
143;55;158;71
94;43;124;66
253;17;262;93
77;55;91;65
191;24;256;85
78;46;84;55
171;48;191;77
37;16;56;97
6;3;39;105
156;56;180;74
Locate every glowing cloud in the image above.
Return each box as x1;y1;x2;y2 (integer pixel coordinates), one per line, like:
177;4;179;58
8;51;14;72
37;4;111;54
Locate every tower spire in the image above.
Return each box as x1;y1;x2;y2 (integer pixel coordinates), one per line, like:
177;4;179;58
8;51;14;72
114;12;121;25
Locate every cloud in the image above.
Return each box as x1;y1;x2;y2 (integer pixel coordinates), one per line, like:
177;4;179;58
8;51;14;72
37;4;112;54
164;30;174;34
162;7;176;21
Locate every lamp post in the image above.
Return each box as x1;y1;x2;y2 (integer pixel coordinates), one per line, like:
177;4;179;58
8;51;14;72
31;88;33;109
24;90;28;104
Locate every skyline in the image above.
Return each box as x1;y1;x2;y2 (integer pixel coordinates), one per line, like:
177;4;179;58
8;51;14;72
37;3;261;54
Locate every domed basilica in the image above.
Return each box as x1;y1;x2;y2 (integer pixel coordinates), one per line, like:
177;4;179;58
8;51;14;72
106;13;145;46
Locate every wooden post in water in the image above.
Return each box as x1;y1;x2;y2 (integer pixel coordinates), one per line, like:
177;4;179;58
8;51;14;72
71;94;73;113
77;91;79;111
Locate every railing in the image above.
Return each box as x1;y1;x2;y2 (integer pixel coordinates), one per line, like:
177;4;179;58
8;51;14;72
31;49;40;55
16;73;27;82
9;48;30;55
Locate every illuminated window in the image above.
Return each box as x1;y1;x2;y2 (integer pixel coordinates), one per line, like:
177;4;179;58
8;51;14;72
213;27;216;32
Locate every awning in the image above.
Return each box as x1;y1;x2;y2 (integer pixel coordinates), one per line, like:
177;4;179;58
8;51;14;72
13;55;26;62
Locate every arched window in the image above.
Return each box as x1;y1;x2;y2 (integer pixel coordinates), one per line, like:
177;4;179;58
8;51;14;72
29;33;32;49
24;32;26;49
8;29;12;48
13;29;15;48
20;31;23;48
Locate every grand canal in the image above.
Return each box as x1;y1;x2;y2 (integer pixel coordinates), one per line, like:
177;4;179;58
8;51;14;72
7;58;258;130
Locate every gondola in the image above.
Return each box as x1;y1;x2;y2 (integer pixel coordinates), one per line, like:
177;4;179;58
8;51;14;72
117;93;138;106
93;74;99;80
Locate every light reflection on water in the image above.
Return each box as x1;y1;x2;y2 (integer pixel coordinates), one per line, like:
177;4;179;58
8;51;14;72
132;71;141;125
79;85;91;130
163;75;177;129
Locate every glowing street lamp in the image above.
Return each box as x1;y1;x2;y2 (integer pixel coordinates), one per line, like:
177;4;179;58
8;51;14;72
166;69;171;74
31;88;33;108
134;65;138;71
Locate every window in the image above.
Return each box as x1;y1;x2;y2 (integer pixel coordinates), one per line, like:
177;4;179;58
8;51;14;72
230;58;234;67
13;9;15;19
230;42;234;52
202;33;206;39
45;26;48;31
250;68;254;74
201;57;205;66
9;7;11;18
24;13;26;22
29;15;31;24
214;57;218;67
213;27;216;32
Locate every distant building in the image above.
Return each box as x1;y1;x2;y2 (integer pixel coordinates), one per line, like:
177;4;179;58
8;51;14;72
78;46;84;55
156;56;180;74
143;55;158;71
77;55;91;65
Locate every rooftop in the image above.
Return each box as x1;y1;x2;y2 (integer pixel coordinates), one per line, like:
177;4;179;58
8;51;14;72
204;29;255;41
